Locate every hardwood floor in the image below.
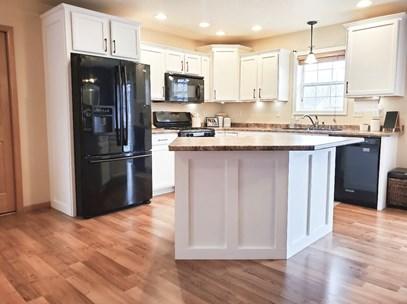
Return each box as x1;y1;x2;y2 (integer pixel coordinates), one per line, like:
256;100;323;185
1;194;407;304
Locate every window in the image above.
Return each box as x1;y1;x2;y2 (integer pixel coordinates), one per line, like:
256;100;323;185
294;51;346;115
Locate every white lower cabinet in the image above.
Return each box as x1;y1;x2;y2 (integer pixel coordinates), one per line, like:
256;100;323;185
152;133;177;196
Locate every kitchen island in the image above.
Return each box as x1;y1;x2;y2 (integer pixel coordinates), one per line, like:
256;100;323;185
169;133;363;260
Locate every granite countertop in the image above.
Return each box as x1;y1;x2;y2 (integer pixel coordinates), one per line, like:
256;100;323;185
153;126;400;137
169;133;364;151
215;127;399;138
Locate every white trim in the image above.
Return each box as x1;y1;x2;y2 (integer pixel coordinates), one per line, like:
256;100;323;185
292;46;348;116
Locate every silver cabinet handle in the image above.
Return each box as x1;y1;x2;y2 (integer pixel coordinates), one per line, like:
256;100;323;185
104;38;107;52
253;88;256;99
157;138;168;142
258;88;262;99
186;61;189;72
112;40;116;53
162;86;165;98
346;81;349;94
181;60;184;72
214;89;216;100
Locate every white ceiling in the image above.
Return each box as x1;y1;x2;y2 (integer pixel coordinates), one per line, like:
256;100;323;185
46;0;407;42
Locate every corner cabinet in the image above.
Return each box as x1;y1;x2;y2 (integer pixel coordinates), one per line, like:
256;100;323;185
345;13;406;97
240;50;290;102
199;45;251;102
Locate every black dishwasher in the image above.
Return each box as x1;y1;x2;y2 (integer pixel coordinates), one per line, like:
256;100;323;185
334;137;381;208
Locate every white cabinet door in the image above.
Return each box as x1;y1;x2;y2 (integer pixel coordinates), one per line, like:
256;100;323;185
141;46;165;100
166;50;185;73
185;54;201;75
213;49;239;101
152;148;175;196
201;56;211;101
71;12;109;55
346;20;400;96
240;56;258;101
258;53;278;100
110;20;140;60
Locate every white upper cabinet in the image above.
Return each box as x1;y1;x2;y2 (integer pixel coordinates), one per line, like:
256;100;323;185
201;56;211;101
240;56;258;101
71;12;109;55
68;5;140;61
345;13;406;97
258;53;279;100
239;50;290;102
166;50;185;73
202;45;251;101
165;50;202;75
184;53;201;75
110;20;140;60
140;45;165;100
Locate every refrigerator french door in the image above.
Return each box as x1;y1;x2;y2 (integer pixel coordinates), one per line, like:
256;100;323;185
71;53;152;217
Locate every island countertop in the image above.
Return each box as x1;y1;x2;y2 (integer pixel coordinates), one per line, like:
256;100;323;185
169;133;364;151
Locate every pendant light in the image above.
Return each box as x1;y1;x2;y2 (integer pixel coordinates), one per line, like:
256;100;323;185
305;21;317;64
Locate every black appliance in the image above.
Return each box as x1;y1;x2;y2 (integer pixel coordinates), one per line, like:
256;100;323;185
152;111;214;137
71;53;152;218
164;73;204;103
178;128;215;137
153;111;192;129
334;137;381;208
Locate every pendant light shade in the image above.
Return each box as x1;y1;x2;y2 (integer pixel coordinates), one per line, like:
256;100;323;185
305;20;317;64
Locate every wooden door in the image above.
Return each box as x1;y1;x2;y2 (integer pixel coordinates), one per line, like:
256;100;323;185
258;53;278;100
0;31;16;214
71;12;109;55
240;56;258;101
140;45;165;100
110;20;140;60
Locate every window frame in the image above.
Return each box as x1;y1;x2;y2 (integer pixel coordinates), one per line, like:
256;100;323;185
292;46;348;116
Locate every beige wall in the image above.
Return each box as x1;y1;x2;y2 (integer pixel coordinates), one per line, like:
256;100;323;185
0;0;51;207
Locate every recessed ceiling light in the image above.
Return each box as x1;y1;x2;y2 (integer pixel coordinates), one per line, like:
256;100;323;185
199;22;210;28
251;25;262;32
356;0;372;8
155;12;167;21
216;30;225;36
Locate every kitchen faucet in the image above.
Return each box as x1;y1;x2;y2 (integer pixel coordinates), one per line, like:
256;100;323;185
302;115;319;127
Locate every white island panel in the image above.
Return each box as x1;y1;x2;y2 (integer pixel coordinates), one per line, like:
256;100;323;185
175;148;336;260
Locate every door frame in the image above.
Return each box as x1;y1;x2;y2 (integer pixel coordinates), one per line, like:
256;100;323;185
0;25;23;212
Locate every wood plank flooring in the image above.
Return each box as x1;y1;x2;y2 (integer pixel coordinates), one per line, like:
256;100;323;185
1;193;407;304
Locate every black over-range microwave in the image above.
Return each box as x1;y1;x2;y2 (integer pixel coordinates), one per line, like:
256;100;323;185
164;73;204;103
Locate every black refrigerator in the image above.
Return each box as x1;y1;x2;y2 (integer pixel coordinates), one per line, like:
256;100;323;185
71;53;152;218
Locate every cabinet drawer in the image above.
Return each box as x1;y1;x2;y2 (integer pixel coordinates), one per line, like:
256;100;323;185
152;133;178;146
